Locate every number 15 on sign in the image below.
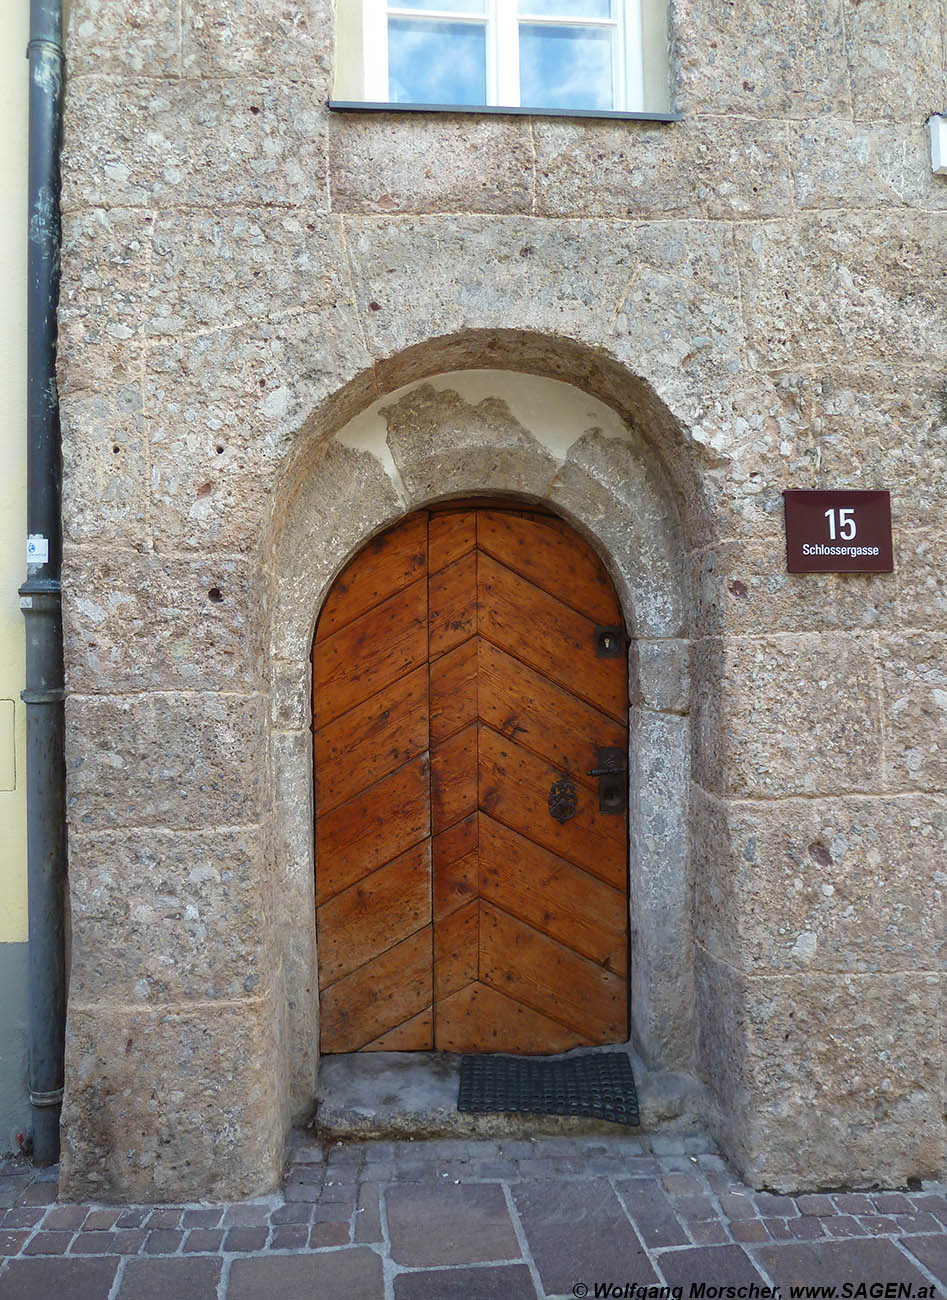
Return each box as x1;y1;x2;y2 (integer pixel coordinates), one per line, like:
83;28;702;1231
783;490;893;574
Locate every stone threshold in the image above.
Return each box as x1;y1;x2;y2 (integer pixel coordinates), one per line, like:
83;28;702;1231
313;1042;708;1141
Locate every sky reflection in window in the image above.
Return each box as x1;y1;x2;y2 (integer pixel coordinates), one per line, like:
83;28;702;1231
519;24;613;110
388;19;488;104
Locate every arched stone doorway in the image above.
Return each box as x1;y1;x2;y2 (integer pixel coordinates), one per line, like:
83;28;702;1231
267;363;700;1124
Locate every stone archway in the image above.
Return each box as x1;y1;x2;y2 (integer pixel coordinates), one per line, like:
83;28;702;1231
267;364;703;1123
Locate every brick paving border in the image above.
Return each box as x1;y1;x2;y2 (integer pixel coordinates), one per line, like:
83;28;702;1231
0;1136;945;1299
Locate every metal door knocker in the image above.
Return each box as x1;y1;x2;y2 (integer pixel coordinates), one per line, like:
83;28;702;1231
548;777;577;823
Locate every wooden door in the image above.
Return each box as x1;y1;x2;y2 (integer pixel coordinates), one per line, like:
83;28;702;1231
312;506;628;1054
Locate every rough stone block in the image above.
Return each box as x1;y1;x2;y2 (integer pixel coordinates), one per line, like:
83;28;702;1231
146;315;372;553
552;429;688;639
735;215;947;369
146;210;355;339
181;0;332;81
693;788;947;974
635;639;690;713
672;0;850;117
793;121;947;210
271;660;311;731
63;550;265;694
61;77;329;211
701;954;945;1191
65;0;180;76
692;633;883;798
67;827;271;1003
64;692;267;830
329;113;534;214
270;439;403;663
693;539;899;638
843;0;947;122
60;997;283;1202
58;209;147;396
61;389;149;546
533;115;793;220
877;633;947;792
896;529;947;630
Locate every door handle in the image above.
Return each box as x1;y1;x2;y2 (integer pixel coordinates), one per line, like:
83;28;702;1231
587;747;627;814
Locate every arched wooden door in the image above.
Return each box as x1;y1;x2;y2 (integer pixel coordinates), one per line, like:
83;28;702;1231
312;505;629;1054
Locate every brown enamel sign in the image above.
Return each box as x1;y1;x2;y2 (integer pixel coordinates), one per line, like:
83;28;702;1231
783;490;893;573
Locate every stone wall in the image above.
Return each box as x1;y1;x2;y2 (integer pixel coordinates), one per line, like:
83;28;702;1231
57;0;946;1199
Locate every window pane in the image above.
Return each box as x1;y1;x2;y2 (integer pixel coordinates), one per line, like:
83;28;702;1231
518;0;612;16
390;0;486;12
388;18;487;104
519;24;613;110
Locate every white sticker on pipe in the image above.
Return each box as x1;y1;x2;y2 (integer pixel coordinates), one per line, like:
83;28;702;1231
26;535;49;564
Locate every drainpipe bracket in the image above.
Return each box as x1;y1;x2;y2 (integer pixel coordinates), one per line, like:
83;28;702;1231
30;1088;64;1109
21;688;64;705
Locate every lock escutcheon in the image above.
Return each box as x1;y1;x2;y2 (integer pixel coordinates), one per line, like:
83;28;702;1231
587;746;627;814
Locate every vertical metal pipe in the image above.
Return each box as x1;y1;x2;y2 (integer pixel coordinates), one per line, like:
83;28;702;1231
19;0;64;1167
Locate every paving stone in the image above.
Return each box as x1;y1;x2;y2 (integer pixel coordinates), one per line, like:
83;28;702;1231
309;1221;349;1247
293;1166;324;1185
663;1173;705;1196
17;1183;58;1207
268;1224;309;1250
0;1257;118;1300
354;1183;382;1243
755;1192;798;1217
823;1215;867;1238
319;1182;358;1203
43;1206;90;1230
82;1210;119;1231
1;1208;44;1228
218;1201;270;1222
758;1239;933;1288
789;1216;826;1240
719;1193;760;1221
24;1231;74;1254
269;1203;313;1225
901;1235;947;1285
833;1192;875;1215
515;1178;659;1295
282;1181;322;1203
181;1208;223;1228
117;1256;221;1299
70;1232;118;1254
796;1194;835;1216
0;1180;27;1209
860;1215;900;1235
469;1159;517;1179
228;1249;384;1299
145;1209;181;1229
110;1229;148;1254
913;1194;947;1223
0;1229;28;1254
689;1219;731;1245
731;1219;770;1243
225;1226;268;1252
142;1228;184;1253
183;1228;224;1252
658;1155;697;1174
658;1245;769;1288
618;1181;690;1247
684;1134;718;1155
674;1195;719;1222
361;1161;395;1180
896;1212;943;1234
115;1210;148;1228
762;1219;794;1241
312;1202;352;1225
873;1193;914;1215
393;1263;537;1298
387;1183;519;1267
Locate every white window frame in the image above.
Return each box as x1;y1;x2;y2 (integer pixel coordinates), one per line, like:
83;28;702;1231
362;0;644;113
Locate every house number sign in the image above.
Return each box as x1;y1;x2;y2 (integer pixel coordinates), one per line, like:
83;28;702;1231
783;490;893;574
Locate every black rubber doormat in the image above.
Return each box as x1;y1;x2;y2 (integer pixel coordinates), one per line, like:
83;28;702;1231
458;1051;639;1126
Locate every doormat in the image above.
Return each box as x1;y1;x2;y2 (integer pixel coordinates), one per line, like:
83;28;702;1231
458;1051;639;1127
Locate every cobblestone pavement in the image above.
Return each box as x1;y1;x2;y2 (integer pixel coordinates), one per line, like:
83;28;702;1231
1;1134;945;1299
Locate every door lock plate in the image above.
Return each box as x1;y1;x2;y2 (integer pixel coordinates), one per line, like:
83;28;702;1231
594;626;626;658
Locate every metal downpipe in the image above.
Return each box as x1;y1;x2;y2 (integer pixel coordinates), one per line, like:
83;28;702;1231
19;0;65;1166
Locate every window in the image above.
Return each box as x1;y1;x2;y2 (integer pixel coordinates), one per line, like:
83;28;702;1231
334;0;671;116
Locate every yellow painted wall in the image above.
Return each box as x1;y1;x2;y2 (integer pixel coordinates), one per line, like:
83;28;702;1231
0;0;29;944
